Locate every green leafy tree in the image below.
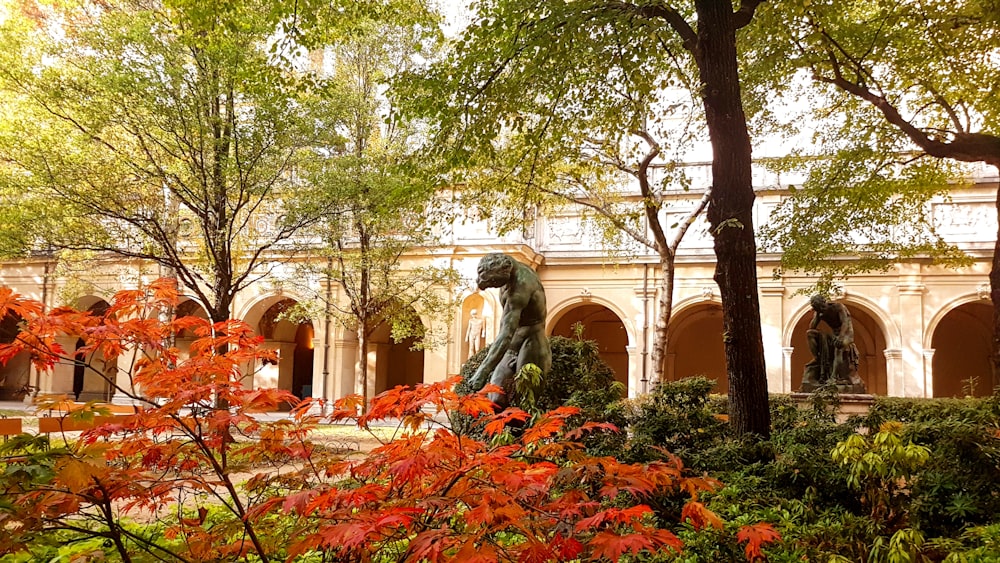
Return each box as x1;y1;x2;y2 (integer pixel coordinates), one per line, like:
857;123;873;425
0;0;381;322
399;1;711;397
761;1;1000;362
284;20;460;408
403;0;771;436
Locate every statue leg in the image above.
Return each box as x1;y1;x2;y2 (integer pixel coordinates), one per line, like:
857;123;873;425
805;329;822;366
517;330;551;376
488;351;518;409
801;329;826;390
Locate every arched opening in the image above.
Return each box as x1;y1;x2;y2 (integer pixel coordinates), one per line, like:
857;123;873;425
0;312;30;400
174;298;211;360
461;293;487;363
292;323;315;399
550;303;629;393
789;302;888;395
665;303;727;394
369;310;425;396
75;300;114;402
931;301;992;397
255;298;315;402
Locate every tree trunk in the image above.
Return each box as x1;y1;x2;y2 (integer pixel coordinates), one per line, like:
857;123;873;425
358;323;370;414
991;165;1000;387
651;256;675;383
694;0;770;437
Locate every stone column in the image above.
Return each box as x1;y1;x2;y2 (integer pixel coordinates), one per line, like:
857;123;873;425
884;348;903;396
781;347;794;394
759;285;786;392
625;345;639;398
46;335;78;396
335;339;358;400
922;349;936;398
110;346;140;405
897;283;927;397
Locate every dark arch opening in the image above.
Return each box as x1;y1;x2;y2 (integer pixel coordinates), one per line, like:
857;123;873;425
370;312;425;395
0;313;29;399
931;301;992;397
550;303;628;394
256;298;315;404
665;303;727;394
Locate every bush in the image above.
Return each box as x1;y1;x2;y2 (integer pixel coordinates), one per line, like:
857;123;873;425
457;335;627;454
856;396;1000;538
623;376;733;470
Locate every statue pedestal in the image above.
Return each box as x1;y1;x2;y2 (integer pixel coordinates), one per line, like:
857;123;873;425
790;392;875;421
798;380;867;394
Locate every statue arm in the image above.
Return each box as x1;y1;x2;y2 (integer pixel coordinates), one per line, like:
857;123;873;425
809;312;820;330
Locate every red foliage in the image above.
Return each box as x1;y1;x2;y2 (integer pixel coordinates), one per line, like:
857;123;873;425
737;522;782;561
0;281;775;562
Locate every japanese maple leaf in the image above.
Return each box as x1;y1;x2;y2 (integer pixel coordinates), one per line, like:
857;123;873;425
587;530;655;561
681;501;724;531
737;522;781;561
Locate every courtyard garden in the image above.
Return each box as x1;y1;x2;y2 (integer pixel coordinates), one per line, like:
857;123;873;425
1;286;1000;562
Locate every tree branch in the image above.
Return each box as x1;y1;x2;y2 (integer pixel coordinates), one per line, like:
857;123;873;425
733;0;766;29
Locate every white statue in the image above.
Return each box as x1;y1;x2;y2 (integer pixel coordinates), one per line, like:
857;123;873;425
466;309;485;357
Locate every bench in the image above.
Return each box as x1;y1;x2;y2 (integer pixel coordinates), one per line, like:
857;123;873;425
0;417;22;440
37;413;137;434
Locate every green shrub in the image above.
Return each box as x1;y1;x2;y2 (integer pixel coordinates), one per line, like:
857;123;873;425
624;376;746;471
856;396;1000;538
456;335;626;454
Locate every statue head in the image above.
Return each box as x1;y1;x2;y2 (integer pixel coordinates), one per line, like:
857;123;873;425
470;308;478;318
476;253;515;290
809;294;829;312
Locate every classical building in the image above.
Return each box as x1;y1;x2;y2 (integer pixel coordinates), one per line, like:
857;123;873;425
0;163;996;404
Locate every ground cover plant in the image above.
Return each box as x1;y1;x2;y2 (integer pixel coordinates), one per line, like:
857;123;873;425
0;283;778;561
627;378;1000;562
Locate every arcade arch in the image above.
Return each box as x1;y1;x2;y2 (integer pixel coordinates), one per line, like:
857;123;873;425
244;297;315;401
549;302;630;393
665;302;727;394
0;312;29;400
74;299;114;402
929;300;992;397
787;301;888;395
174;297;210;359
367;306;426;396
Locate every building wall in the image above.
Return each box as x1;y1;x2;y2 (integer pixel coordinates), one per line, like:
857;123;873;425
0;174;996;403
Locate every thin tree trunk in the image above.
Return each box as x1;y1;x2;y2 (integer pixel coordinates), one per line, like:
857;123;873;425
651;257;675;383
358;324;369;413
991;165;1000;387
694;0;770;437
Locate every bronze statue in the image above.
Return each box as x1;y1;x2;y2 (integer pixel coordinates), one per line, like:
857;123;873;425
466;253;551;408
801;294;866;393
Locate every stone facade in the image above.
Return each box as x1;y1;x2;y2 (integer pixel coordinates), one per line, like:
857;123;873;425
0;166;996;403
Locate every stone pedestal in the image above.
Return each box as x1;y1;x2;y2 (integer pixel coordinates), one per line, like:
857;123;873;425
790;392;875;421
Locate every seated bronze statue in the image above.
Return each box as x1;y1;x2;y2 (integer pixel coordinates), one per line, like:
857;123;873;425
800;294;866;394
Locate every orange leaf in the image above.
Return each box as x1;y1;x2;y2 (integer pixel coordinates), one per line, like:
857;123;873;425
483;407;530;436
587;530;655;561
681;501;724;531
737;522;781;561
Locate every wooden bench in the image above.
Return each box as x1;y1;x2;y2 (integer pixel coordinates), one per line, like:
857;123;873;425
0;417;22;440
37;414;135;434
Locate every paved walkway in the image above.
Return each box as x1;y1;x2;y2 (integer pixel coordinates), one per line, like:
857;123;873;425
0;399;451;427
